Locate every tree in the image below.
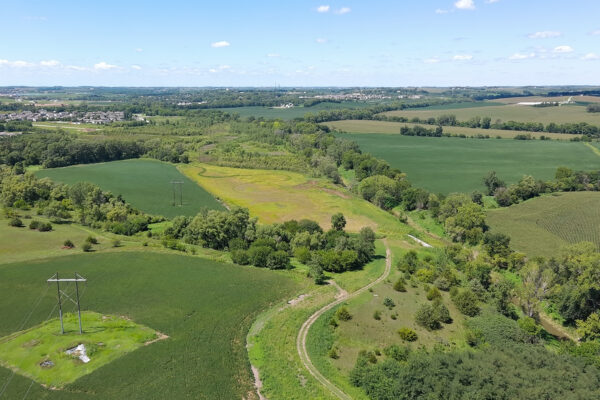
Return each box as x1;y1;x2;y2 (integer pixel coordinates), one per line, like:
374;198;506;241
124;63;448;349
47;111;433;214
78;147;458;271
452;289;480;317
483;232;511;259
336;306;352;321
483;171;505;196
415;303;441;330
577;312;600;341
331;213;346;231
519;261;555;317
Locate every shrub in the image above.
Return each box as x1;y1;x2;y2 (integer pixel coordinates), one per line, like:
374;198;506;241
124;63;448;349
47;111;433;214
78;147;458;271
518;317;542;337
452;289;480;317
383;297;395;309
29;220;40;230
433;299;452;324
266;250;291;270
248;245;272;268
328;347;339;359
415;304;441;330
398;327;418;341
434;276;452;291
393;278;407;292
85;236;98;244
8;217;23;227
38;222;52;232
112;239;121;248
427;286;442;301
63;239;74;249
384;344;410;361
228;237;248;251
294;246;312;264
373;310;381;320
415;268;435;283
336;306;352;321
231;249;250;265
82;242;93;252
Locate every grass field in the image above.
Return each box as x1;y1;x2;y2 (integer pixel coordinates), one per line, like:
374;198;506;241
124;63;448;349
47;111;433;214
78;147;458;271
36;159;225;218
383;103;600;125
334;133;600;193
217;101;373;120
326;119;580;140
180;163;411;237
490;95;600;104
0;312;157;388
0;252;301;399
487;192;600;257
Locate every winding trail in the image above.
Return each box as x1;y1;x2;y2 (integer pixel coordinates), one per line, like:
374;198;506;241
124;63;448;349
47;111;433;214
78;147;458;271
296;245;392;400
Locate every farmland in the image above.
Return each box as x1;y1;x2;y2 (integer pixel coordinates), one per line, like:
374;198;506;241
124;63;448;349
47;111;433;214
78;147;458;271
334;132;600;193
486;192;600;257
36;159;225;218
0;252;302;399
325;119;580;140
218;101;372;120
180;163;411;237
382;102;600;125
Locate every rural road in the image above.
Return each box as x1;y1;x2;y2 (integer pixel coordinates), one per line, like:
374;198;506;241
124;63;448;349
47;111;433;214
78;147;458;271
296;245;392;400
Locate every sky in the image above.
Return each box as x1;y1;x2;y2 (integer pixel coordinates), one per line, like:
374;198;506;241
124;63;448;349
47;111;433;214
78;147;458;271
0;0;599;87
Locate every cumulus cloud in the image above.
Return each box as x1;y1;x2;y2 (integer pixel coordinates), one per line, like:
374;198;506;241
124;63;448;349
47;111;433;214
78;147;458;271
316;5;330;13
335;7;351;14
131;65;142;70
453;54;473;61
509;52;535;60
455;0;475;10
553;45;573;53
94;61;118;70
211;41;230;48
40;60;61;67
315;38;327;43
0;60;35;68
582;53;600;60
528;31;561;39
66;65;87;71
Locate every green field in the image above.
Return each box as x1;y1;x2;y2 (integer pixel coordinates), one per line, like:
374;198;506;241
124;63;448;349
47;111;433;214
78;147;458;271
383;103;600;125
334;133;600;193
487;192;600;257
36;159;225;218
326;119;580;140
0;252;301;399
217;101;372;120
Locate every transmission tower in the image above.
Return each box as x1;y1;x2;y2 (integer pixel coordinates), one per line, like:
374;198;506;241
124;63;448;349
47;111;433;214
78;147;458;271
170;180;184;206
47;273;87;334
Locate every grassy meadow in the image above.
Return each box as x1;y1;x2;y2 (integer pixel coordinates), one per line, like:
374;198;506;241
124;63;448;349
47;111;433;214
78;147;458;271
36;159;225;218
0;252;301;399
334;132;600;193
382;103;600;125
180;163;411;237
487;192;600;257
326;119;580;140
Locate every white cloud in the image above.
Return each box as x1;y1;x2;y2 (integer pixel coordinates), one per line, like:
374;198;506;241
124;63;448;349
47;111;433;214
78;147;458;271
135;48;143;53
335;7;351;14
591;30;600;36
453;54;473;61
316;5;330;13
424;58;440;63
485;0;500;3
40;60;60;67
553;45;573;53
211;41;230;48
94;61;118;70
66;65;87;71
0;60;35;68
209;65;231;73
509;52;535;60
316;38;327;43
435;8;449;14
582;53;600;60
528;31;561;39
455;0;475;10
267;53;280;58
131;65;142;70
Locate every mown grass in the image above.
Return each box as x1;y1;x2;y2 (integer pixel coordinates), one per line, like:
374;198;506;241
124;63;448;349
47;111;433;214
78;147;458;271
36;159;225;218
486;192;600;257
0;312;157;388
382;103;600;125
334;132;600;193
0;252;300;399
326;119;580;140
180;163;411;237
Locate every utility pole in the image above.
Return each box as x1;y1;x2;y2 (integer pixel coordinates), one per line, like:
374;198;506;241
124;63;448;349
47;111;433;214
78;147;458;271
170;180;184;206
47;273;87;334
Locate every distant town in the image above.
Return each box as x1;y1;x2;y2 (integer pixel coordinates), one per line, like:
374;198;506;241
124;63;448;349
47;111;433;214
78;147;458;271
0;110;125;124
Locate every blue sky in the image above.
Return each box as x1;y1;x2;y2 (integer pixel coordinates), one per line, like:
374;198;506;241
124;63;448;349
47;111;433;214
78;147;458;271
1;0;599;86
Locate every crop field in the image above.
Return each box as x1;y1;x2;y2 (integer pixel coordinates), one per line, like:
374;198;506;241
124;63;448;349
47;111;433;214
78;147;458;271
334;132;600;193
326;119;580;140
382;103;600;125
36;159;225;218
180;163;411;237
486;192;600;257
217;101;372;120
0;252;301;399
490;95;600;104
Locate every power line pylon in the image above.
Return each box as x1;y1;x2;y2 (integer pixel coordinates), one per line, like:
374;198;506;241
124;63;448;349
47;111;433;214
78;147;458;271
47;273;87;334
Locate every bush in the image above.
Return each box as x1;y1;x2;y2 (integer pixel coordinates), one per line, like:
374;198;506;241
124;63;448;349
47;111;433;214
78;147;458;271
385;344;410;361
427;286;442;301
336;306;352;321
328;347;339;359
393;278;407;292
415;304;442;330
294;246;312;264
231;249;250;265
8;217;23;227
433;299;452;324
63;239;74;248
248;245;272;268
38;222;52;232
82;242;93;252
112;239;121;248
373;310;381;320
398;327;418;341
383;297;396;309
85;235;98;244
266;250;291;270
452;289;480;317
29;220;40;230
